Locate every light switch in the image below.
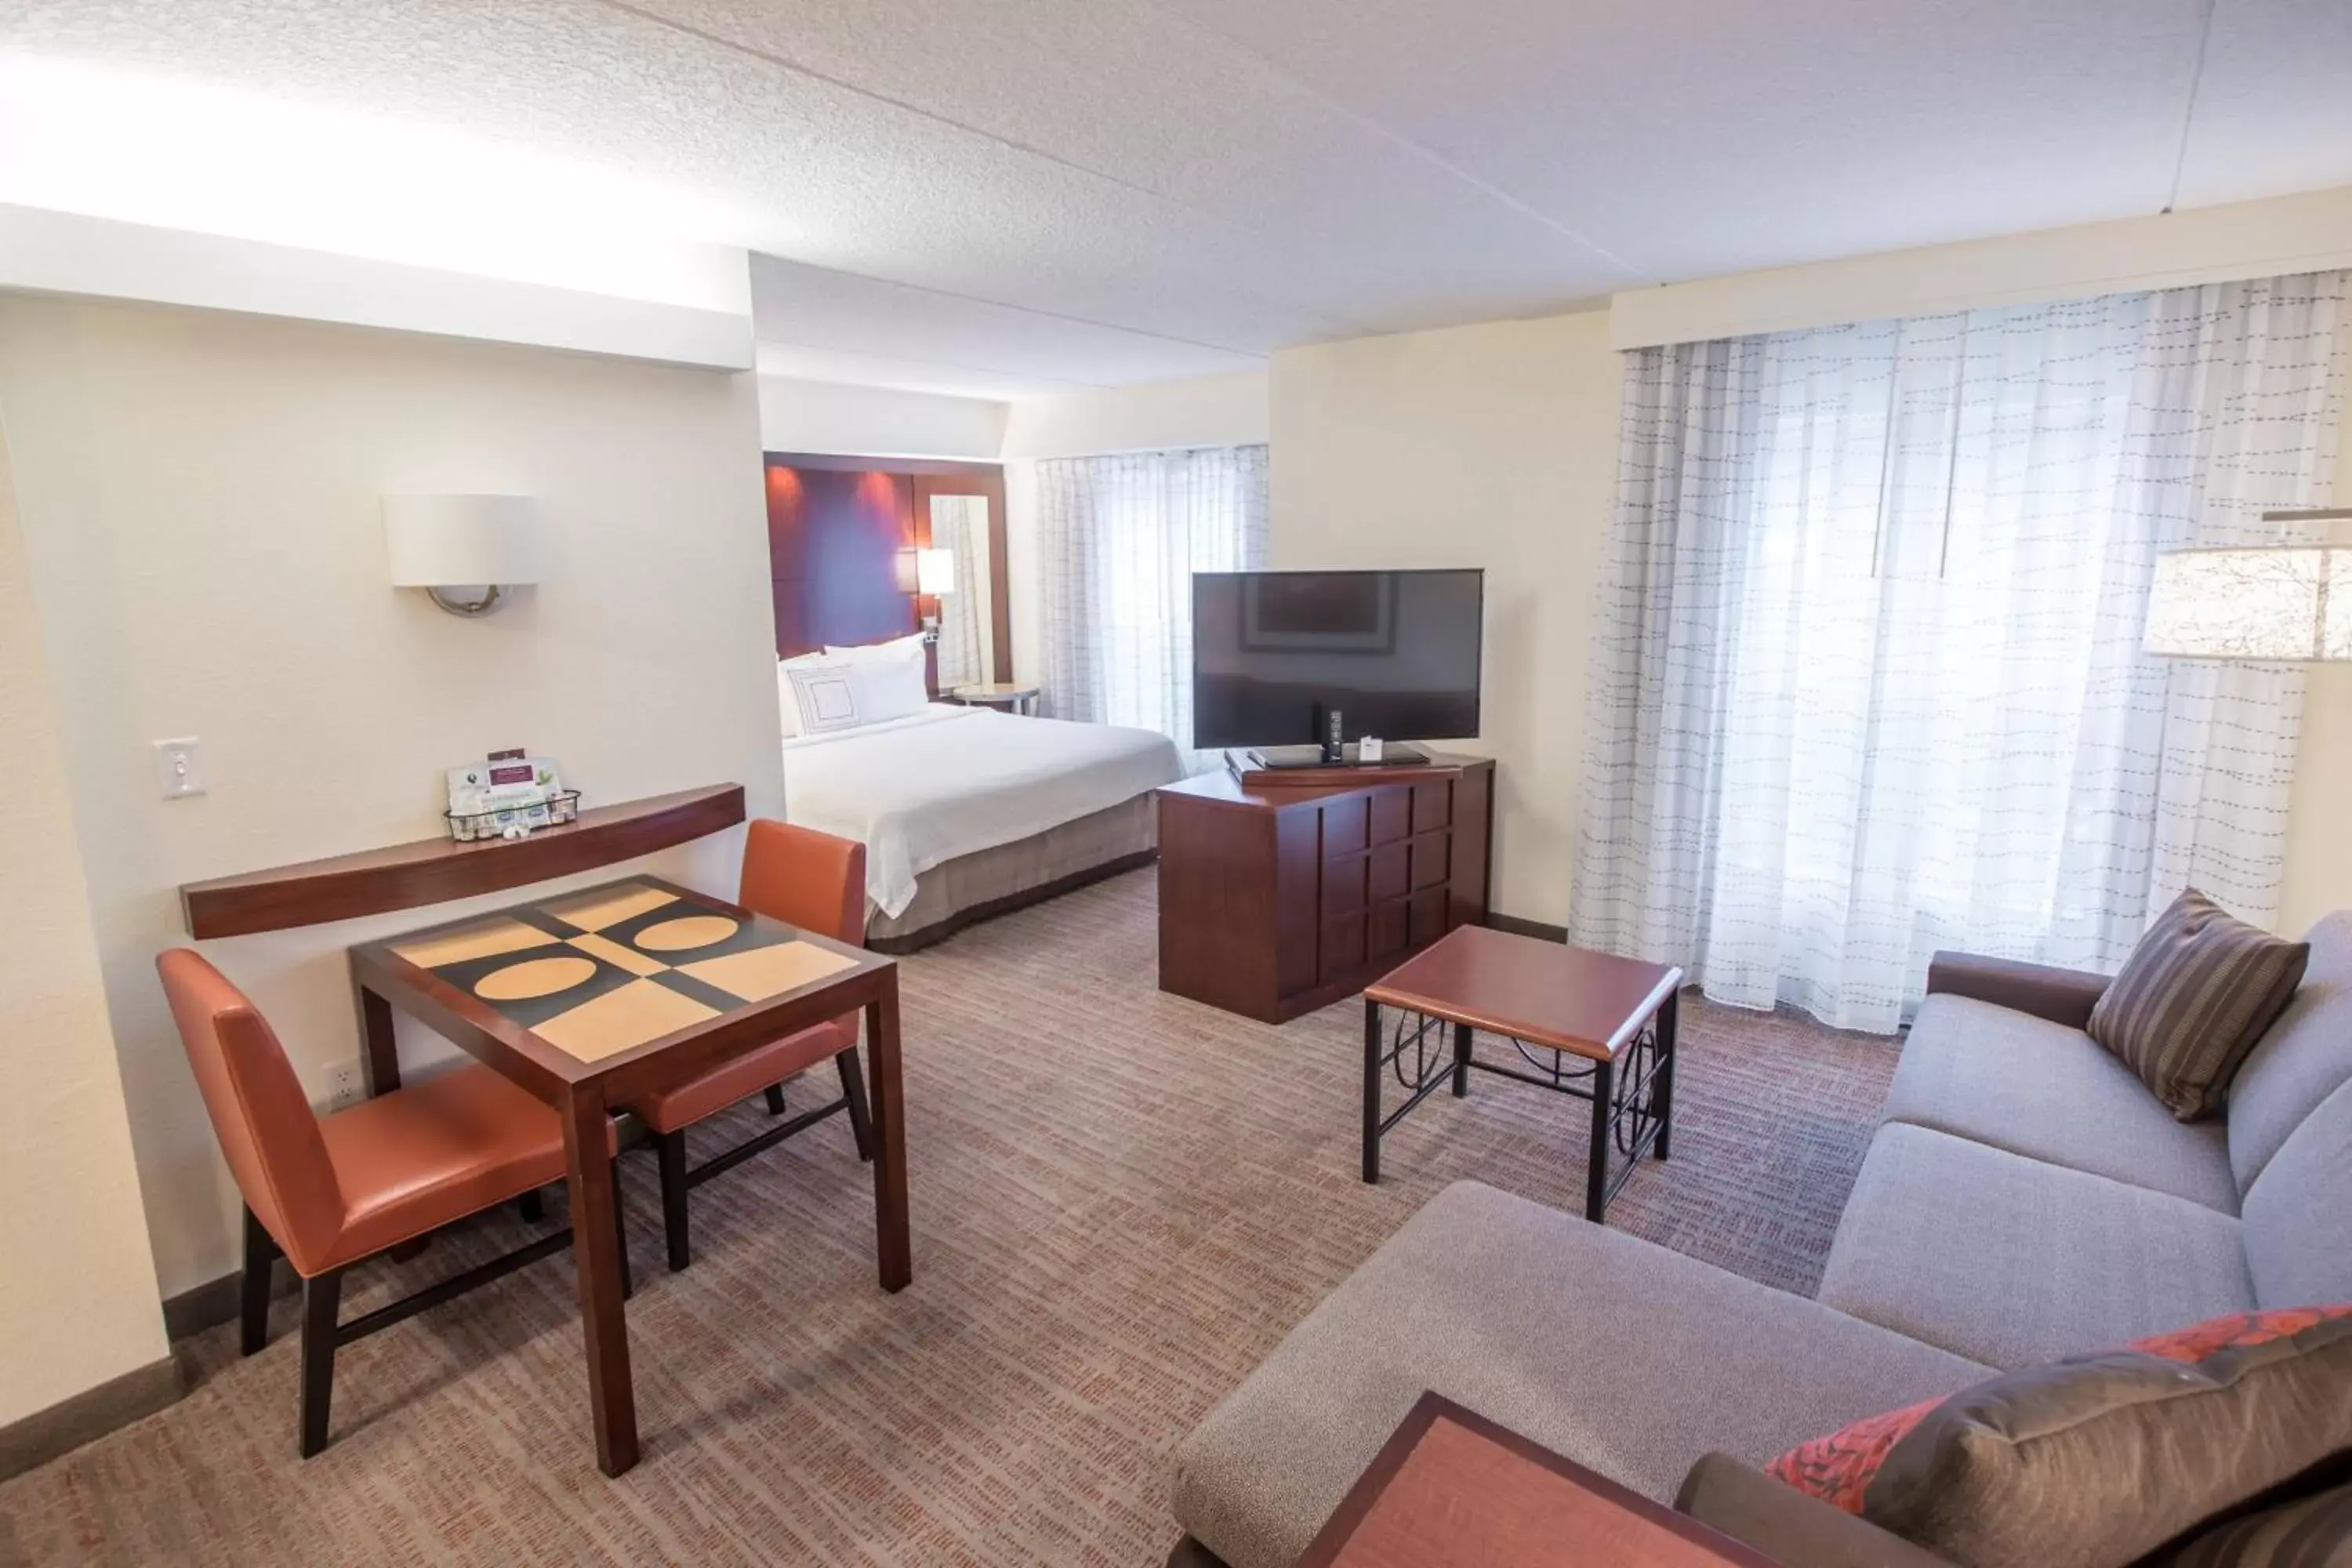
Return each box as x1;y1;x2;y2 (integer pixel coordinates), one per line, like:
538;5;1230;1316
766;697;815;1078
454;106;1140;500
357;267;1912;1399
154;737;206;799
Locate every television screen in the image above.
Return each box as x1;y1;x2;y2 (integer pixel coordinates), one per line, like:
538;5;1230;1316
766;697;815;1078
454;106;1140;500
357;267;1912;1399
1191;569;1483;748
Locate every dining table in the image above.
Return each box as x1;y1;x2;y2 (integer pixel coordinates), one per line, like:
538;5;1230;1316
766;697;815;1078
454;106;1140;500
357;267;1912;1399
347;873;909;1476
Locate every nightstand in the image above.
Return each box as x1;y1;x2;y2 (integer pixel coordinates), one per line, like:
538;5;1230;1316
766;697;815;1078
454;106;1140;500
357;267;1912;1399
949;683;1041;716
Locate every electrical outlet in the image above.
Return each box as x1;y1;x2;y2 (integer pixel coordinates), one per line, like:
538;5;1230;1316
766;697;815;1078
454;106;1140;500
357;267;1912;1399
321;1060;365;1112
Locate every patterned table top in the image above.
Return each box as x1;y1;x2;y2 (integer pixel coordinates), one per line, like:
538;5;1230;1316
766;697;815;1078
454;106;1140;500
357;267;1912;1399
380;877;858;1063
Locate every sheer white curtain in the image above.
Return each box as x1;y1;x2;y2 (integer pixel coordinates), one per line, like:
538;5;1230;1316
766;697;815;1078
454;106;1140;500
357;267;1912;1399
929;494;988;688
1570;272;2347;1033
1036;445;1269;768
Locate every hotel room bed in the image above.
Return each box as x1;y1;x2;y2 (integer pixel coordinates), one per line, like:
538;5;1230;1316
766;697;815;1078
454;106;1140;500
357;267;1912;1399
780;704;1186;951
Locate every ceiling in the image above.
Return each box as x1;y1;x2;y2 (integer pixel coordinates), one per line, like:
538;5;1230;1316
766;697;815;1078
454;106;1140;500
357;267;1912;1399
5;0;2350;398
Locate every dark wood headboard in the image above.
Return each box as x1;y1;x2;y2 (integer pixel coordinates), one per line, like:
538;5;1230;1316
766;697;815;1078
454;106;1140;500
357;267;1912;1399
762;452;1012;688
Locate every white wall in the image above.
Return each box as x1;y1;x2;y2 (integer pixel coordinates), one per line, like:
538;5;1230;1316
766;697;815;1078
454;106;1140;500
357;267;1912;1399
1274;187;2352;935
998;371;1269;460
1271;313;1618;927
1000;370;1271;687
0;295;785;1298
757;374;1009;461
2278;441;2352;939
1;204;754;372
0;413;169;1428
1613;186;2352;350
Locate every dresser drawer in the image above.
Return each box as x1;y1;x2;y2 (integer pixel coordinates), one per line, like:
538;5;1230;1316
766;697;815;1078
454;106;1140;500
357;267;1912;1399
1368;786;1412;845
1411;780;1453;834
1320;794;1370;855
1410;887;1451;946
1320;913;1368;983
1323;855;1368;916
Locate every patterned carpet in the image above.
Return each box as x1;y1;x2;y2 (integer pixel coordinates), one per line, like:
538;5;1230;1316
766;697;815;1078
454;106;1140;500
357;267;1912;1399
0;869;1898;1566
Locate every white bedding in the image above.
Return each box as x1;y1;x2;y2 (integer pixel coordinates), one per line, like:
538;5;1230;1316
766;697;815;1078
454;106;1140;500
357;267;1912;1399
781;704;1185;918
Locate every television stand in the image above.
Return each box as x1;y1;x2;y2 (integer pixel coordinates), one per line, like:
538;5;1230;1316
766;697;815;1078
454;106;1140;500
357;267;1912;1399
1156;754;1494;1023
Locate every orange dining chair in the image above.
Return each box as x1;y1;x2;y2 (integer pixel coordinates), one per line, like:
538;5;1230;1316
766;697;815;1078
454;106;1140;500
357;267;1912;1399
158;949;626;1457
630;819;874;1271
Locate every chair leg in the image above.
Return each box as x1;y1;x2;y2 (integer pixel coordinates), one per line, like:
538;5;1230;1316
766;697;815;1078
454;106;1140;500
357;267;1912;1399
764;1083;787;1116
654;1130;691;1272
517;1189;546;1225
299;1269;344;1458
241;1206;279;1356
837;1046;875;1163
611;1159;633;1301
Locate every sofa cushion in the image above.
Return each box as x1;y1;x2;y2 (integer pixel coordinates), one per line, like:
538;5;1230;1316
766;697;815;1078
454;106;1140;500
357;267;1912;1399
2085;889;2308;1122
1767;1307;2352;1568
1170;1181;1993;1568
1819;1125;2256;1370
1882;994;2238;1213
2146;1476;2352;1566
2241;1077;2352;1311
2227;911;2352;1195
1677;1454;1953;1568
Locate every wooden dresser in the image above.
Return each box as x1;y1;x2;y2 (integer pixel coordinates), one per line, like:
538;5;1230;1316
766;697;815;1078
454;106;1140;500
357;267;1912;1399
1156;757;1494;1024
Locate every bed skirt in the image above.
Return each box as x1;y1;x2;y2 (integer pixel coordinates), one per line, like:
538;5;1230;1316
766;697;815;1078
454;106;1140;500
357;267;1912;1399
866;794;1158;953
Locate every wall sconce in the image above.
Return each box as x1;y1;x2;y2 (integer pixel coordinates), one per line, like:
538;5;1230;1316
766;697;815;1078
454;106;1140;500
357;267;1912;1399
385;494;545;617
895;546;956;638
2145;510;2352;662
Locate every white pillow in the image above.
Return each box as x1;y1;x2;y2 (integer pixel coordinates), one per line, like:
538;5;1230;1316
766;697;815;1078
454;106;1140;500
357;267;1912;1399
775;652;829;739
826;632;928;666
849;642;930;724
781;659;866;734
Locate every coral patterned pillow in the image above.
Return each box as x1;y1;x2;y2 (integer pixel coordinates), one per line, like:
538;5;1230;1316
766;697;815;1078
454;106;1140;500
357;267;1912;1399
1767;1307;2352;1568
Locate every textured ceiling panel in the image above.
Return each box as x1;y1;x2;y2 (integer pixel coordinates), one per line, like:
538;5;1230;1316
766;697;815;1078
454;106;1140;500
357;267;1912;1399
0;0;1352;355
4;0;2344;390
1157;0;2214;281
2174;0;2352;212
626;0;1647;325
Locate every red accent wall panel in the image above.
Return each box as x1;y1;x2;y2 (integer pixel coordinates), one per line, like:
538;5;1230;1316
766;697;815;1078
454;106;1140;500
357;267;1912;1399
765;463;919;659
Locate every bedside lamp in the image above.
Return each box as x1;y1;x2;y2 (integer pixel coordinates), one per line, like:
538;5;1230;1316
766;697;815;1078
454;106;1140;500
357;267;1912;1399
916;547;956;597
385;494;545;617
2146;510;2352;661
895;546;956;638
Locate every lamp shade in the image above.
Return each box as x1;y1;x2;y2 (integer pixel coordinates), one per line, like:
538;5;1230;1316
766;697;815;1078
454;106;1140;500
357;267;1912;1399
2144;545;2351;661
384;494;544;587
915;547;956;596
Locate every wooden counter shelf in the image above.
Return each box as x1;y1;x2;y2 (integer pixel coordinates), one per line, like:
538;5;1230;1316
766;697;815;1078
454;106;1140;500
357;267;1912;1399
178;783;746;939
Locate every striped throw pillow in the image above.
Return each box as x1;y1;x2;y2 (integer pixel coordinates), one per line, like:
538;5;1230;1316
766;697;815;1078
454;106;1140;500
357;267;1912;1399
2088;890;2308;1122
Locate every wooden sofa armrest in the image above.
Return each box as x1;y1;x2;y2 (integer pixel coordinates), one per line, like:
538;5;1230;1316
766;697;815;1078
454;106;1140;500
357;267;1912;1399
1923;952;2110;1030
1676;1453;1956;1566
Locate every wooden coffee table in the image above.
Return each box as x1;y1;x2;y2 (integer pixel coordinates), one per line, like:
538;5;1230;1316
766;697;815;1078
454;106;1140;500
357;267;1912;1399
1362;926;1681;1222
1297;1392;1777;1568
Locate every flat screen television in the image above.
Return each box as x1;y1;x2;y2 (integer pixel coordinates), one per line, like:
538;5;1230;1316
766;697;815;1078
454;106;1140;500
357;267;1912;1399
1192;568;1483;764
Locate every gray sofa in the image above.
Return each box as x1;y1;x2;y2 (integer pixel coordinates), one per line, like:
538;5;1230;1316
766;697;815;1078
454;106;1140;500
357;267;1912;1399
1169;913;2352;1567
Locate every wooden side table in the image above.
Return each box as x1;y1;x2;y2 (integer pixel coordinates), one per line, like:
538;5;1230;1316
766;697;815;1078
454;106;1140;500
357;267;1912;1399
1298;1392;1778;1568
1362;924;1681;1222
949;682;1040;715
